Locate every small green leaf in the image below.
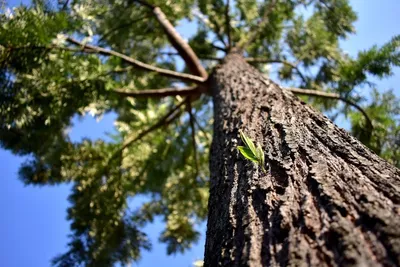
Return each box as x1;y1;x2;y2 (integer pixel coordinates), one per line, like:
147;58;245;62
256;144;264;163
237;146;258;162
239;130;257;155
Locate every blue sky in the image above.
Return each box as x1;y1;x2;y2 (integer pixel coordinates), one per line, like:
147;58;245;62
0;1;399;266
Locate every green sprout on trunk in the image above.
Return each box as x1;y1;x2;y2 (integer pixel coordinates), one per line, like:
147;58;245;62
237;130;267;174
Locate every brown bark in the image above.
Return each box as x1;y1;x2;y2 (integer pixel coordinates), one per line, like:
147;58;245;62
204;53;400;266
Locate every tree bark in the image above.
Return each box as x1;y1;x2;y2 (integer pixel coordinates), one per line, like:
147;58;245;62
204;53;400;267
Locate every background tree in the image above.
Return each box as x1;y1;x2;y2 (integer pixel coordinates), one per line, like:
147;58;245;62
0;0;399;266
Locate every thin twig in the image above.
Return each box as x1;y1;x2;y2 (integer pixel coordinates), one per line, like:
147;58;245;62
4;44;98;54
113;86;198;98
246;57;307;84
61;0;69;10
212;44;227;52
187;99;199;177
66;37;205;84
108;99;187;164
225;0;232;49
159;51;222;62
134;0;208;79
193;116;210;142
98;15;149;43
192;8;226;49
285;87;373;131
237;0;278;50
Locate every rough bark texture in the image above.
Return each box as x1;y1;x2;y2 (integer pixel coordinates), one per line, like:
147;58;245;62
204;53;400;267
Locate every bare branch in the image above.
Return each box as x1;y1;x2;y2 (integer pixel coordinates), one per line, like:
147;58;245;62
237;0;278;50
134;0;208;79
246;57;307;84
66;37;206;84
225;0;232;49
212;43;227;52
285;87;373;131
159;51;222;62
113;86;198;98
187;99;199;177
108;99;186;163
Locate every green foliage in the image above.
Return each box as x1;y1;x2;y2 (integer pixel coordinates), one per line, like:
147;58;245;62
350;89;400;168
0;0;399;266
237;130;266;173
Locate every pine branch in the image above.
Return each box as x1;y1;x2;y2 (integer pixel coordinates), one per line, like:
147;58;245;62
113;86;198;98
246;57;307;84
66;37;205;84
285;87;373;131
187;99;199;177
134;0;208;79
237;0;278;50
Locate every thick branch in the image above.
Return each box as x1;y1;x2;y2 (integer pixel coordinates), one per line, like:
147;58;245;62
66;37;205;84
246;57;307;84
237;0;278;50
134;0;208;79
113;86;198;98
285;87;373;131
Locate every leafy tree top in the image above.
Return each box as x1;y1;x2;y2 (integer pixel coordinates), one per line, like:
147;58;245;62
0;0;399;266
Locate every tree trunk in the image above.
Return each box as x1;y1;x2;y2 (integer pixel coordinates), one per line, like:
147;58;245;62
204;53;400;267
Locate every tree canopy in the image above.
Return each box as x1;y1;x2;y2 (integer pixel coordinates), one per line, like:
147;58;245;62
0;0;399;266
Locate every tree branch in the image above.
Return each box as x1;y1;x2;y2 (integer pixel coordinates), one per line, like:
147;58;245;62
108;99;186;163
192;8;227;50
285;87;373;131
159;51;222;62
246;57;307;84
134;0;208;79
66;37;205;84
209;13;228;49
237;0;278;50
225;0;232;49
212;43;227;52
113;86;198;98
187;99;199;177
